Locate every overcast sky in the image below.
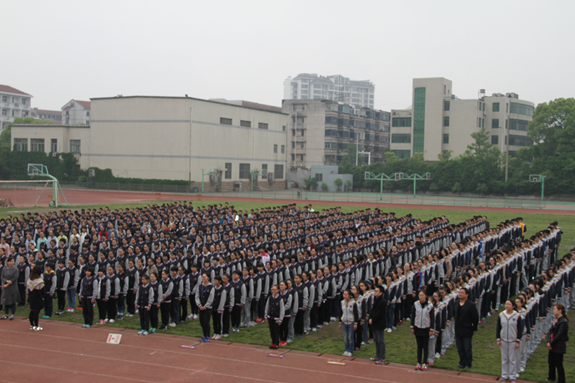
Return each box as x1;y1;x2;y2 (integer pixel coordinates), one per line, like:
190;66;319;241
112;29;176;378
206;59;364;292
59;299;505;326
3;0;574;112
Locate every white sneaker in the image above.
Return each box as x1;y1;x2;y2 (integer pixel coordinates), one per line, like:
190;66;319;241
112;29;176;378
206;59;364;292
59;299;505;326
193;314;198;320
213;334;221;340
188;314;194;319
222;334;229;337
387;328;392;333
104;319;109;322
435;352;440;359
142;331;149;335
109;319;115;323
135;310;139;314
138;330;144;335
169;322;176;327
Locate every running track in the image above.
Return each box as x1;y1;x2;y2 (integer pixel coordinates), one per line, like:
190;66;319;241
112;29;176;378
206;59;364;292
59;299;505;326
0;319;532;383
2;189;574;215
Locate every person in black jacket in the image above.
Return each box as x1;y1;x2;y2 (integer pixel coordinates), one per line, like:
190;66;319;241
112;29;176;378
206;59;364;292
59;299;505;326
27;266;45;331
369;285;387;364
547;304;568;383
454;287;479;369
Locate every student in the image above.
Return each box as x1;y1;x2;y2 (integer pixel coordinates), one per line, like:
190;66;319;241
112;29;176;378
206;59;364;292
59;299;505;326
17;255;30;307
1;257;20;320
339;290;359;357
159;270;173;330
278;280;292;346
135;274;154;335
293;274;308;338
149;272;161;333
265;284;285;349
351;285;363;351
187;263;200;320
42;263;57;319
230;270;246;333
78;268;98;328
116;264;128;320
221;274;234;337
212;276;225;339
54;260;68;315
369;285;388;364
96;269;110;324
195;273;215;342
27;265;45;331
169;266;182;327
411;290;435;371
107;266;120;323
546;304;568;383
66;259;79;313
178;266;190;324
496;300;523;383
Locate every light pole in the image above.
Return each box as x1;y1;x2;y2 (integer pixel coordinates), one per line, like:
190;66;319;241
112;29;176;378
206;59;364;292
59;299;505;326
529;174;546;201
355;127;359;166
505;106;510;182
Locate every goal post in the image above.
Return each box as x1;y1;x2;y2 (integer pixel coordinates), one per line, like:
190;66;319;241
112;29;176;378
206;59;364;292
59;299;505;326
0;179;56;207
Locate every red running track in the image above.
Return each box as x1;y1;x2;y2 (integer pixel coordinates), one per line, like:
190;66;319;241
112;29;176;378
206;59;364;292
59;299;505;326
1;189;574;215
0;318;533;383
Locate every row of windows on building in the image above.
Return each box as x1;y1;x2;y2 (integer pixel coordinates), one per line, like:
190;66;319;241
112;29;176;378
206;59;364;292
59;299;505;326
1;95;29;105
225;163;284;180
325;116;389;130
2;109;30;117
220;117;285;131
13;138;81;153
325;129;387;142
391;133;532;148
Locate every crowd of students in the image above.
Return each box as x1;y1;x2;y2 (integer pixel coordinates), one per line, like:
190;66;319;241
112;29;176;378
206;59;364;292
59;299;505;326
0;202;571;382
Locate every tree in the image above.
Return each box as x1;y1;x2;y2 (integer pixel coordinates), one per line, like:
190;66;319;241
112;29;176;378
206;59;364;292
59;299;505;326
321;182;328;192
476;182;488;195
451;182;462;194
345;180;353;191
340;143;357;167
528;98;575;157
305;177;318;190
334;178;343;191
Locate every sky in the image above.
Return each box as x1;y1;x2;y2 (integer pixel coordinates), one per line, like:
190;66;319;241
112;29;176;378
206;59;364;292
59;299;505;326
3;0;574;112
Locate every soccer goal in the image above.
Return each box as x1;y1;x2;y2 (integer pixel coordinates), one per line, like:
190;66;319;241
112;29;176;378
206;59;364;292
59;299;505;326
0;164;71;208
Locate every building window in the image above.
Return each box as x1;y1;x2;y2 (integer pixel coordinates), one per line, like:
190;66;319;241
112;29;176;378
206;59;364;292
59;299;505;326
413;87;426;153
510;103;534;116
509;134;533;147
13;138;27;151
391;134;411;143
21;99;27;106
281;145;285;154
258;122;268;130
493;102;500;112
70;140;81;153
315;173;323;182
51;139;58;153
443;134;449;144
477;117;482;127
220;117;232;125
1;96;6;102
444;100;450;111
224;163;232;179
482;118;485;128
282;125;286;132
391;117;411;127
392;150;411;159
273;144;278;153
492;119;499;129
292;142;295;149
261;164;268;177
274;164;284;179
240;120;251;127
239;163;250;179
443;116;450;127
31;139;45;152
491;135;499;145
509;119;529;131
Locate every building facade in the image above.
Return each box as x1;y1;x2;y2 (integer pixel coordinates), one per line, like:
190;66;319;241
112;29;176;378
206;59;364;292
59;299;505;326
389;78;534;160
0;85;33;131
282;99;390;168
11;124;89;155
284;73;375;109
32;108;62;123
62;99;91;125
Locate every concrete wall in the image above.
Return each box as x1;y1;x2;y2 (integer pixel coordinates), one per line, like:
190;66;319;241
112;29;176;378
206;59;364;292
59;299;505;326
309;165;353;192
87;97;289;184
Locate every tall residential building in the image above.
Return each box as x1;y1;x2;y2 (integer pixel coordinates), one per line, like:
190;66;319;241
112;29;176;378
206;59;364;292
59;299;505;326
0;85;33;131
284;73;375;109
62;99;91;125
282;99;390;168
389;77;534;160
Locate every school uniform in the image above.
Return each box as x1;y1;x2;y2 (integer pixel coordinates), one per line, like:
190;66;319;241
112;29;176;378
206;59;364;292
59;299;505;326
195;283;215;339
496;310;523;381
125;267;139;315
188;271;200;317
279;290;293;343
265;293;285;347
222;282;234;335
78;275;98;326
149;280;161;330
43;270;57;317
340;299;359;355
107;274;120;321
55;267;69;313
212;285;225;336
159;278;173;328
96;275;110;321
135;282;154;332
411;300;435;366
293;282;308;336
66;266;80;311
230;278;246;330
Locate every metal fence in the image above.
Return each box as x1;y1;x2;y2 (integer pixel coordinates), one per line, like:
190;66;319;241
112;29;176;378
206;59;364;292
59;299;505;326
3;180;571;210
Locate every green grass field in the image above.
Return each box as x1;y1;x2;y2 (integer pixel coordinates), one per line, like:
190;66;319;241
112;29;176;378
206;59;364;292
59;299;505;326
2;201;573;382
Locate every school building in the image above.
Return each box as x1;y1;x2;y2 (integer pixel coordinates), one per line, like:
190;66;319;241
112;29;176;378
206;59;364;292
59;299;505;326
11;96;290;191
389;77;534;161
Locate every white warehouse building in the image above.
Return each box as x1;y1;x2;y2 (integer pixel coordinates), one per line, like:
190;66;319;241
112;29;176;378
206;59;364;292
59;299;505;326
12;96;290;191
